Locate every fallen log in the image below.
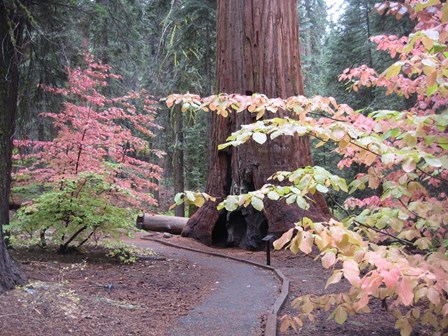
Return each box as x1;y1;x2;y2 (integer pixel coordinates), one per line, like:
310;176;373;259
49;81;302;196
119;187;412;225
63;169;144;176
136;214;187;235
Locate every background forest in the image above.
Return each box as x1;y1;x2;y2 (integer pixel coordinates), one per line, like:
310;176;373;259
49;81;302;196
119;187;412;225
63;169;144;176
8;0;412;210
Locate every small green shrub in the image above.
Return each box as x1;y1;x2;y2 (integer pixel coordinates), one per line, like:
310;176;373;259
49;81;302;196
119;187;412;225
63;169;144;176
10;173;136;253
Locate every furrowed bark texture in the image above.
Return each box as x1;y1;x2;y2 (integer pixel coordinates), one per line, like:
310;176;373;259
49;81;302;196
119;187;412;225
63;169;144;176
0;0;28;292
183;0;330;249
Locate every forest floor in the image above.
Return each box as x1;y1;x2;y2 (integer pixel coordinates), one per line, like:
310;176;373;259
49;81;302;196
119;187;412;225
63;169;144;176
0;231;431;336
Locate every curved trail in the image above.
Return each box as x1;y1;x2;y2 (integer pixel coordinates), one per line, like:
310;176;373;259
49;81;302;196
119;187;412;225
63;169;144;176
130;239;279;336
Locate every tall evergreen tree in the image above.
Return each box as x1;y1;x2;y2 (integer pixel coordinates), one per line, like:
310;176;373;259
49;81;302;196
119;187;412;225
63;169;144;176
182;0;330;249
0;0;29;292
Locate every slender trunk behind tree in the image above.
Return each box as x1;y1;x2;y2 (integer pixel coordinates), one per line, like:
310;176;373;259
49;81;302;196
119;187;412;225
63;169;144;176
182;0;330;250
0;0;28;292
174;108;185;217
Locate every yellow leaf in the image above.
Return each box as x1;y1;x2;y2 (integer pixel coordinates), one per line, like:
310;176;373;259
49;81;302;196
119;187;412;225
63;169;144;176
326;270;343;288
194;196;205;207
290;234;301;254
301;296;314;314
334;306;347;325
185;191;195;202
256;108;265;120
443;3;448;23
384;63;402;79
395;318;412;336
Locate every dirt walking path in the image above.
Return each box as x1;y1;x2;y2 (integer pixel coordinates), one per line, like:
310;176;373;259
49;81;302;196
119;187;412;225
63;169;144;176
129;238;279;336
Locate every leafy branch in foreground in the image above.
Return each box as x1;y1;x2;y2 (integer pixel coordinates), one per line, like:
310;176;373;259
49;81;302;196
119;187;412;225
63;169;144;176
165;1;448;334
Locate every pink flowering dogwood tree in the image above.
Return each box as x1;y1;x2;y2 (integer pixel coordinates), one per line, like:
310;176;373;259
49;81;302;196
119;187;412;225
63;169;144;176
12;53;163;253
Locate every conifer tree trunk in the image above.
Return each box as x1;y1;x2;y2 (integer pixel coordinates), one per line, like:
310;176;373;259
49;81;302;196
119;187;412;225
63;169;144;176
182;0;330;249
174;108;185;217
0;0;27;292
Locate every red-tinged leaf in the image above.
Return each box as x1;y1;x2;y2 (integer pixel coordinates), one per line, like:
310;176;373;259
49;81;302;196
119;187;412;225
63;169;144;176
343;259;361;286
322;251;337;269
402;157;416;172
382;267;400;289
396;278;414;306
427;287;441;305
443;303;448;316
293;317;303;328
280;317;291;332
273;228;294;250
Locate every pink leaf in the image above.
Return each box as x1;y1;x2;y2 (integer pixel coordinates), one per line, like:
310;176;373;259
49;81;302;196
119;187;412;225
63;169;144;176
343;259;361;286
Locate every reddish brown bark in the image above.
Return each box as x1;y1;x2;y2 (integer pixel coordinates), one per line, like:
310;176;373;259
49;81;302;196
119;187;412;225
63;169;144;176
182;0;330;249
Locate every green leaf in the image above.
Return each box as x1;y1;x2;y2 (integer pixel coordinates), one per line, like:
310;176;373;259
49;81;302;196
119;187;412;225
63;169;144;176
316;184;329;193
423;156;442;167
185;191;195;202
253;132;267;145
267;191;280;201
174;192;184;205
381;153;395;165
251;197;264;211
224;195;239;212
427;84;438;96
295;196;309;210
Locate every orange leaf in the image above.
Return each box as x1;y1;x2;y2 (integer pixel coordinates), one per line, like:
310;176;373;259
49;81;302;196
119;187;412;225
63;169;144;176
299;231;314;254
273;228;294;250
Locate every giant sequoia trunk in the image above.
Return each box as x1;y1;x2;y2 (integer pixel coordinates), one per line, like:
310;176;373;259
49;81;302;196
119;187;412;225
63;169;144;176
182;0;330;249
0;0;28;292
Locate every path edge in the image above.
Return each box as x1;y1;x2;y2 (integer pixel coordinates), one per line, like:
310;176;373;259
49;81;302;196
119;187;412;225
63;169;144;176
140;235;289;336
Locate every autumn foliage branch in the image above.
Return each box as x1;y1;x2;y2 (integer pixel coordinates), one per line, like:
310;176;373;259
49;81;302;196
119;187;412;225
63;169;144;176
165;1;448;334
